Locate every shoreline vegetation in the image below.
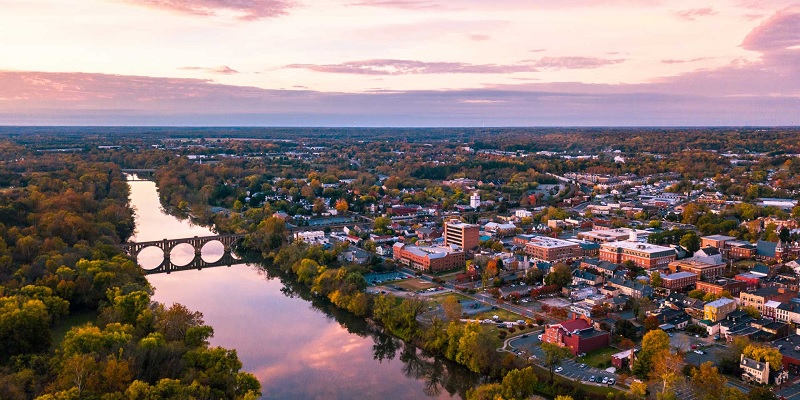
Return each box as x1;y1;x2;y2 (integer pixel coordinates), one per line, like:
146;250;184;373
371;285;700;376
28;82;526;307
0;155;260;399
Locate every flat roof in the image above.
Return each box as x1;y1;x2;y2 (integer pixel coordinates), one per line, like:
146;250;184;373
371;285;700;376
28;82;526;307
527;235;580;249
702;234;736;241
602;240;676;255
662;271;698;280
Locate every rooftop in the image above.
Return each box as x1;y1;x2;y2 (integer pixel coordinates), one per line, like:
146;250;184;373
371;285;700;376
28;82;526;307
705;298;735;308
527;235;580;249
601;240;676;255
703;234;736;241
662;271;698;280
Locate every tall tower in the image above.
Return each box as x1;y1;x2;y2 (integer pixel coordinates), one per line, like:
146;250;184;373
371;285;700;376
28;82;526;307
470;192;480;209
444;218;480;250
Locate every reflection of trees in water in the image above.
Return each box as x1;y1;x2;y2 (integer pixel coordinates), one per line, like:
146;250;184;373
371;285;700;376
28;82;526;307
258;263;480;399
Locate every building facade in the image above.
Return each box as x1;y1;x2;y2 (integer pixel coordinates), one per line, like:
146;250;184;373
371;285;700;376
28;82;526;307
661;272;698;291
524;236;582;262
542;318;610;356
696;278;748;297
704;298;737;322
599;241;676;269
443;219;480;250
668;259;725;281
392;243;465;273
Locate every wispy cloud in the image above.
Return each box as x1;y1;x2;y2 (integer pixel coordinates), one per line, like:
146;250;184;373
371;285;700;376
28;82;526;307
346;0;441;10
285;57;625;75
179;65;239;74
122;0;295;20
674;8;717;20
660;57;711;64
469;34;490;41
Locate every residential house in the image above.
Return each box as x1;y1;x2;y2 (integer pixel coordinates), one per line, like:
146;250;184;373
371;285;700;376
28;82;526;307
608;277;654;299
660;272;698;291
704;298;737;323
740;355;770;385
740;287;798;314
696;278;748;297
572;269;604;286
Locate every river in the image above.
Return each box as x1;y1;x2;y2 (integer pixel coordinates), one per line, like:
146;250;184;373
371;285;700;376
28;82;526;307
127;178;479;399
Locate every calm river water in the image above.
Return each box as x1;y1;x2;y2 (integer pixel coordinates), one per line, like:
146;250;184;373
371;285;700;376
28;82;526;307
128;178;479;399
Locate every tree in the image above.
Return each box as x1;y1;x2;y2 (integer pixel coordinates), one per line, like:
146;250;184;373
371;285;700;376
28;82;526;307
650;271;663;288
541;342;571;382
629;381;648;399
741;306;760;319
747;387;778;400
644;315;660;332
442;296;462;322
500;366;538;400
688;289;705;299
743;344;782;371
335;198;349;214
680;232;701;254
651;351;683;398
633;329;669;378
690;362;726;400
373;217;391;234
544;263;572;288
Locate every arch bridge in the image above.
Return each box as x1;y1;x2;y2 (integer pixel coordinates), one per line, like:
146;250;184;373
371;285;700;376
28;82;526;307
121;234;246;275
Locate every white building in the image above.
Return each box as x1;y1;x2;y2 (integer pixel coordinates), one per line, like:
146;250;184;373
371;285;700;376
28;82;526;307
470;192;481;209
515;209;533;218
294;231;327;245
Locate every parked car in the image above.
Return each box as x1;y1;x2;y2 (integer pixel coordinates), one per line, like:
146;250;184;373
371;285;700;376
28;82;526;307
589;376;596;382
555;367;563;373
608;378;615;386
537;334;543;340
579;363;587;369
602;377;609;384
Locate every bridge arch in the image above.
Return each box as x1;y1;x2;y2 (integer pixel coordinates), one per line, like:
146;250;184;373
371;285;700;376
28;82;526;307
121;234;246;274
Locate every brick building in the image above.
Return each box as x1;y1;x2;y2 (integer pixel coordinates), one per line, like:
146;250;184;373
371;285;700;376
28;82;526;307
524;236;582;262
443;219;479;250
542;318;610;356
727;241;757;260
704;298;737;322
392;243;465;273
599;240;676;269
660;272;698;291
696;278;748;297
668;259;725;281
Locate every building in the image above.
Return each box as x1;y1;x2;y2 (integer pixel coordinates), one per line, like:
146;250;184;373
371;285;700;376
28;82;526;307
293;230;327;245
757;198;797;210
577;228;650;243
774;334;800;375
443;219;480;250
392;243;465;273
727;241;757;260
470;192;481;209
696;278;748;297
660;272;698;291
524;236;582;262
572;269;604;286
542;318;610;356
611;349;635;371
600;240;677;269
734;273;763;291
581;258;620;278
740;355;770;385
483;222;517;237
701;235;736;250
776;302;800;324
608;277;654;299
704;298;737;322
739;287;798;313
668;259;725;281
515;209;533;218
756;240;787;263
691;247;723;265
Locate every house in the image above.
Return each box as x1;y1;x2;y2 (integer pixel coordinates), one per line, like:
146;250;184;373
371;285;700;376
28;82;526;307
483;222;517;237
611;349;636;371
339;246;370;265
581;258;619;278
608;277;654;299
734;273;764;291
542;317;611;356
740;355;770;385
572;269;604;286
776;302;800;324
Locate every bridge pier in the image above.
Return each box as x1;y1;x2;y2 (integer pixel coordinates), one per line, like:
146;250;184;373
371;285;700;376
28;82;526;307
121;234;246;275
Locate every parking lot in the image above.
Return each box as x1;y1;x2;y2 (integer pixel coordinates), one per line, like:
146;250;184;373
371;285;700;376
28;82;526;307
507;334;618;387
777;379;800;399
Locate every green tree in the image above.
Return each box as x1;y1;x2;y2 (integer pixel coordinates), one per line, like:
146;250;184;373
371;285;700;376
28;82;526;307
544;264;572;288
680;232;701;254
373;217;392;234
541;342;571;382
442;296;462;322
500;366;538;400
650;271;663;287
633;329;669;378
743;344;782;371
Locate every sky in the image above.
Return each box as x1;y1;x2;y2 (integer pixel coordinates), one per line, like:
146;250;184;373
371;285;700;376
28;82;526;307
1;0;799;126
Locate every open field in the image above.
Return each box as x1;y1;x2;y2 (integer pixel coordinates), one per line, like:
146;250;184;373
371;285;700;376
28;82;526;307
576;347;620;369
393;278;438;291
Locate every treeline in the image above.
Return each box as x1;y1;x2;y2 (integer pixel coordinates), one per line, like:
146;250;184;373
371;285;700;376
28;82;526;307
0;154;259;399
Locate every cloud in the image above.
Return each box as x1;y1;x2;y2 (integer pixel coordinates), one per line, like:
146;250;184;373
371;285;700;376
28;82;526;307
123;0;295;20
179;65;239;74
346;0;441;9
285;59;538;75
660;57;711;64
531;57;626;69
674;8;717;20
285;57;624;75
469;34;490;41
741;5;800;52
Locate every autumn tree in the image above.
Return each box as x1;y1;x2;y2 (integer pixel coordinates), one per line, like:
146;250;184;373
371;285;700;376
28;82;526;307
680;232;701;254
442;296;462;322
633;329;669;378
690;362;726;400
544;263;572;288
335;198;349;214
743;344;782;371
650;270;663;287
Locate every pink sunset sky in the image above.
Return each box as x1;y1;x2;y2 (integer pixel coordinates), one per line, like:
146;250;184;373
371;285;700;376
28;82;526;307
1;0;799;126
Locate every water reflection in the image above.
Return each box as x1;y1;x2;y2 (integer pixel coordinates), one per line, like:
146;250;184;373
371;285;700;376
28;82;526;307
130;179;479;399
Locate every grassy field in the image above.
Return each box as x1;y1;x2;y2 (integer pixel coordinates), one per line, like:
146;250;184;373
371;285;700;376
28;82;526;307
394;278;438;291
426;292;472;306
576;346;619;369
